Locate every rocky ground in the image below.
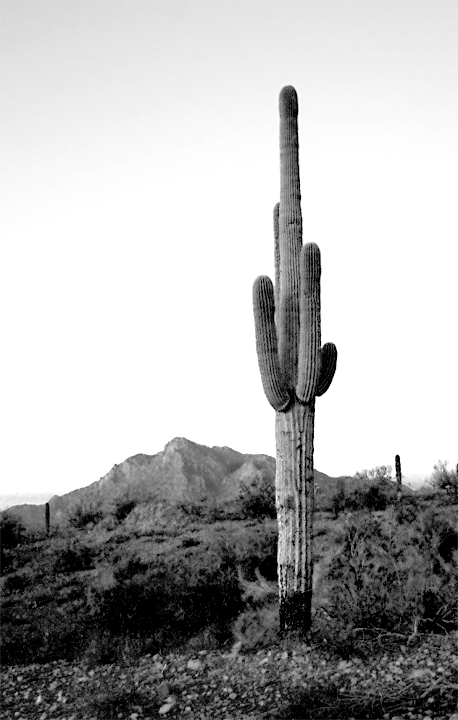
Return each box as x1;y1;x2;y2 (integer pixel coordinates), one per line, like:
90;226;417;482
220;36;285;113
2;635;457;719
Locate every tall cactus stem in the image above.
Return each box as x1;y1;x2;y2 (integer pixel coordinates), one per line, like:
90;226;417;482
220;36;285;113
395;454;402;502
274;202;280;316
278;86;302;387
45;502;50;536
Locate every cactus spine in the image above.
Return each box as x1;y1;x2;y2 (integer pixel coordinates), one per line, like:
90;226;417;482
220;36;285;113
395;454;402;502
253;86;337;633
45;502;50;536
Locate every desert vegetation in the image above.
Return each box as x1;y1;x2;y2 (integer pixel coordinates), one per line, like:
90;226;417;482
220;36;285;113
1;466;457;718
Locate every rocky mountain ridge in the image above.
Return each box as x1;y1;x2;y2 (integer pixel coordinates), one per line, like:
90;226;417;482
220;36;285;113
4;437;387;531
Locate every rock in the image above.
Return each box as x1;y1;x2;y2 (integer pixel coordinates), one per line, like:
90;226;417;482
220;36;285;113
229;641;242;658
337;660;351;671
157;680;170;701
187;659;202;671
409;668;433;679
158;696;176;715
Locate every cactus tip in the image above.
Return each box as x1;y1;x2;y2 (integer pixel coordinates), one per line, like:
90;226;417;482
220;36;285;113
279;86;298;117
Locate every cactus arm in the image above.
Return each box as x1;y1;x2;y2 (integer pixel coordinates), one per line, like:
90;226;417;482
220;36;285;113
296;243;321;403
316;342;338;396
253;275;291;411
278;86;302;386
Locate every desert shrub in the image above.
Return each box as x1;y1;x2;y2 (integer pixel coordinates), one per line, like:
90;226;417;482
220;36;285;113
1;511;27;574
354;465;393;482
330;479;346;518
224;520;278;581
124;500;184;536
109;529;132;544
316;509;458;649
0;510;26;550
81;629;142;667
430;460;458;501
411;507;458;587
67;499;104;529
395;495;420;524
233;603;280;650
1;566;35;592
53;537;95;573
85;540;244;652
181;536;200;548
112;554;148;582
112;495;137;523
237;474;276;520
232;566;279;650
345;483;394;512
177;498;229;524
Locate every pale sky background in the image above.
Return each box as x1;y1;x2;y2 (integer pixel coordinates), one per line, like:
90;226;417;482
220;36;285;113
1;0;457;504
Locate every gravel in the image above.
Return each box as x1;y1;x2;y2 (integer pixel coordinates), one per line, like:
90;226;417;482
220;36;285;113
1;635;457;719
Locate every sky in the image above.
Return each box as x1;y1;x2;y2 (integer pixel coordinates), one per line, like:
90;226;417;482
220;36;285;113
1;0;457;503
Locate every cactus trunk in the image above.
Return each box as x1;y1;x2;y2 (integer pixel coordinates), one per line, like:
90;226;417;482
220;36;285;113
276;403;315;631
395;454;402;502
45;502;50;536
253;86;337;634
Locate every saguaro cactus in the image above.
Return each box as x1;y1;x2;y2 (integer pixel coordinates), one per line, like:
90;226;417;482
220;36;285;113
45;502;50;536
253;86;337;633
395;454;402;502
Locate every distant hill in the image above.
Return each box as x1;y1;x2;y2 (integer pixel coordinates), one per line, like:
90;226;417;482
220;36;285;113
3;437;407;531
0;493;56;512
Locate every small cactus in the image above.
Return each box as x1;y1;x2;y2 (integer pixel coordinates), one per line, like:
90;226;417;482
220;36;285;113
395;454;402;502
253;86;337;633
45;502;50;536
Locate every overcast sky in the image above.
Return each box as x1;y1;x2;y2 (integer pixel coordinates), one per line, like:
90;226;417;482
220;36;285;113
1;0;457;500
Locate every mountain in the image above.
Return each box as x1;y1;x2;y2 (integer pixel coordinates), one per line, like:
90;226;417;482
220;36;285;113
2;437;392;532
0;493;56;512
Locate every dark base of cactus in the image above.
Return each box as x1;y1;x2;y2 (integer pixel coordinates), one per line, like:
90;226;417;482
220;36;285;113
279;590;312;635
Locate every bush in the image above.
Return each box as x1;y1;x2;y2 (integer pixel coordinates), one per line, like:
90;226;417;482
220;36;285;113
85;540;244;652
1;566;35;593
315;509;458;649
430;460;458;502
67;499;104;529
232;566;279;650
177;498;225;523
53;538;95;573
1;511;27;574
0;510;26;550
225;520;278;581
330;480;346;518
111;495;137;524
237;475;276;520
346;482;394;512
395;495;420;524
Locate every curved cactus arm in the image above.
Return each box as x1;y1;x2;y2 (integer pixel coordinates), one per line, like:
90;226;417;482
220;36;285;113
296;242;321;403
253;275;291;411
316;342;337;396
278;86;302;386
